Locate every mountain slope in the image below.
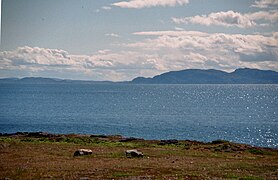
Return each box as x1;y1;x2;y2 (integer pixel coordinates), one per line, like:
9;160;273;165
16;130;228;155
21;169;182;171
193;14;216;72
132;68;278;84
0;77;114;84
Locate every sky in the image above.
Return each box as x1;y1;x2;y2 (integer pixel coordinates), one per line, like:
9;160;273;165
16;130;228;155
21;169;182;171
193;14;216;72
0;0;1;43
0;0;277;81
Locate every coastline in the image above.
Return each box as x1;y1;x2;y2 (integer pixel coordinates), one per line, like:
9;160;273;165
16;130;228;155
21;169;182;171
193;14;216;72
0;131;276;149
1;132;277;179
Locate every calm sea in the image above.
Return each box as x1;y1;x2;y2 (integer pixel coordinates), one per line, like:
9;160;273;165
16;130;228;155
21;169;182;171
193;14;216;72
0;83;277;148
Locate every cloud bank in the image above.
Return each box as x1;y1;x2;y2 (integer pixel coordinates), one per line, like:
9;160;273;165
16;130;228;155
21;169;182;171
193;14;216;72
0;46;162;81
252;0;278;8
105;33;120;38
131;30;278;58
128;30;278;71
172;10;278;28
112;0;189;8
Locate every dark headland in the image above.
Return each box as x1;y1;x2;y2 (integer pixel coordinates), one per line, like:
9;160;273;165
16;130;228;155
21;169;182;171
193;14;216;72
132;68;278;84
0;132;277;179
1;68;278;84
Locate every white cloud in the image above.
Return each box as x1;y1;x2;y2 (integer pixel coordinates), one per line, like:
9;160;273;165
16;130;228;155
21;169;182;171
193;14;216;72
174;27;184;31
133;30;207;36
112;0;189;9
172;10;278;28
132;30;278;55
0;46;165;81
128;30;278;71
173;11;255;28
102;6;112;10
246;10;278;22
0;46;74;66
184;52;208;62
105;33;120;38
252;0;278;8
97;49;111;54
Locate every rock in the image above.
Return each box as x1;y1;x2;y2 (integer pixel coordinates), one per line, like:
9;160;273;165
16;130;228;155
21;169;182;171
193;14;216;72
15;132;28;135
119;137;144;142
211;139;229;144
125;149;143;158
27;132;58;138
74;149;93;156
159;139;179;145
90;134;108;138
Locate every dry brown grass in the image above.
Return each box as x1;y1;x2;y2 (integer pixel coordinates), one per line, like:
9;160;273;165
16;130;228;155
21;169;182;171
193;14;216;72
0;135;277;179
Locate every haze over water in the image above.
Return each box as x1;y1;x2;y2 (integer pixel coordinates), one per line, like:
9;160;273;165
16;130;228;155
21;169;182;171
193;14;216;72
0;83;277;148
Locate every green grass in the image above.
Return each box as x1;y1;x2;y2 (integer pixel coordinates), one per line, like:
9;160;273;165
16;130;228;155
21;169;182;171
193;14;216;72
110;171;137;178
112;172;133;177
239;176;264;180
224;174;239;179
1;135;277;179
224;171;273;180
248;148;272;155
211;139;230;144
0;137;18;142
5;136;183;149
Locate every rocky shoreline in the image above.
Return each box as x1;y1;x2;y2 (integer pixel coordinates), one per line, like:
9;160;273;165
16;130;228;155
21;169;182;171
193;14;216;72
1;131;276;153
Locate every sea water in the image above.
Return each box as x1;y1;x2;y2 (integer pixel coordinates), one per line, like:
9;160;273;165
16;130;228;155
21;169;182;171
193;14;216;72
0;83;277;148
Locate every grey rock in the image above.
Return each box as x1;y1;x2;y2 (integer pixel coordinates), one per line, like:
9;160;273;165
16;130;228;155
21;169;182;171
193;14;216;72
74;149;93;156
125;149;143;158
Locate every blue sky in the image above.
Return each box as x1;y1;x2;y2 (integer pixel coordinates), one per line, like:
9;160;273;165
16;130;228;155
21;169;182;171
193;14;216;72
0;0;277;81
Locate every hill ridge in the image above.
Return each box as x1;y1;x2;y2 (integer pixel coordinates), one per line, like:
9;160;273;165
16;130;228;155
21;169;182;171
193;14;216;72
1;68;278;84
131;68;278;84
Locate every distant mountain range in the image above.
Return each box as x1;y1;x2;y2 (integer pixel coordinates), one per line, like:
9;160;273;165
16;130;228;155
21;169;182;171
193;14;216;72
0;77;114;84
1;68;278;84
132;68;278;84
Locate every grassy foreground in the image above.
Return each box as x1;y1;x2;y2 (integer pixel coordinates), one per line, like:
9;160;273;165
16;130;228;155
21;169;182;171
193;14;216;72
0;132;277;179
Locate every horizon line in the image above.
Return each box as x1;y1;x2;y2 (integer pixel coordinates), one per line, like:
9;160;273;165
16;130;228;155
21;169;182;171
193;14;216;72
0;67;277;82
